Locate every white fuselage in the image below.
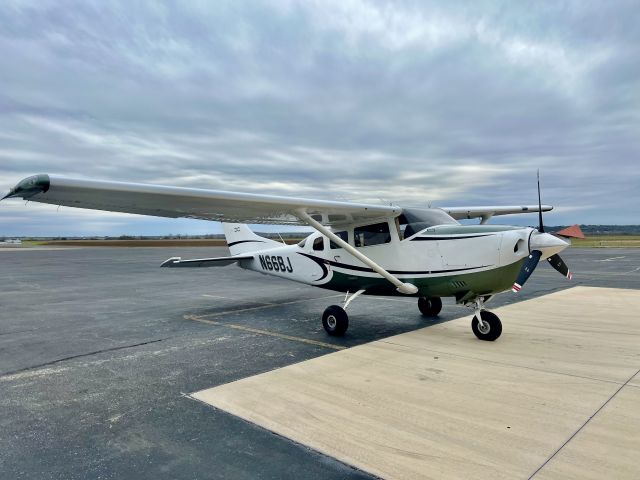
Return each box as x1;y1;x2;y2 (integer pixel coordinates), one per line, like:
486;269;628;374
233;222;568;297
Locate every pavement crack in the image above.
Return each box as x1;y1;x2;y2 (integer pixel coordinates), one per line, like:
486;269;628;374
0;338;169;379
528;367;640;479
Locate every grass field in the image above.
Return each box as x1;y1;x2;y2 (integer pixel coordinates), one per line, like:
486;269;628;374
571;235;640;248
17;235;640;248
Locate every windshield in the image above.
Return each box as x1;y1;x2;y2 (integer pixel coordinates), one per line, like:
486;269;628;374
397;208;459;238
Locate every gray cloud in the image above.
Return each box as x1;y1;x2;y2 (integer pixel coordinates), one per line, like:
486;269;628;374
1;0;639;236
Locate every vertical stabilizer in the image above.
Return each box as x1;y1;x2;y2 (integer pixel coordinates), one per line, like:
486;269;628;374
222;223;280;255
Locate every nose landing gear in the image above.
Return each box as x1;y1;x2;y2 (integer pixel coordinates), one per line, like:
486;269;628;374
467;296;502;341
471;310;502;341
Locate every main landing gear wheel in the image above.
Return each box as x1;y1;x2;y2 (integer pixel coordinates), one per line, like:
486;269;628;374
472;310;502;341
322;305;349;336
418;296;442;317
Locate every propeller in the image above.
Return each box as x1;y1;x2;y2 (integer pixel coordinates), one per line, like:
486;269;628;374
511;171;574;293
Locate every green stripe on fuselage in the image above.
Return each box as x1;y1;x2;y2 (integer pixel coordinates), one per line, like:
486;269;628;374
318;259;525;298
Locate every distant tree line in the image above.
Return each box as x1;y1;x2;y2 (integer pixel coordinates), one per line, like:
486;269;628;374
9;225;640;241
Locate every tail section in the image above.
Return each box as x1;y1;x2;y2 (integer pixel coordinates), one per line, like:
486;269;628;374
222;223;281;255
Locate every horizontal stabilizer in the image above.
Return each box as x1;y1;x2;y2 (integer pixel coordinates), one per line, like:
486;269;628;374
161;255;253;268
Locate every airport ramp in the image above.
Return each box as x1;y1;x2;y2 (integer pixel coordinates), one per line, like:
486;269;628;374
192;287;640;479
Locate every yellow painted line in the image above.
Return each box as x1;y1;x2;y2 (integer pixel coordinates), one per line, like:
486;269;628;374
192;294;342;319
185;293;345;351
185;314;345;351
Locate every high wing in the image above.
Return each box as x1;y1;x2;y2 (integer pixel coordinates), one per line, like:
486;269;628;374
2;174;399;226
3;174;555;296
441;205;552;222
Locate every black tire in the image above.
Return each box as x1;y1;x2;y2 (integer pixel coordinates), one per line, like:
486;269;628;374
322;305;349;336
471;310;502;341
418;297;442;317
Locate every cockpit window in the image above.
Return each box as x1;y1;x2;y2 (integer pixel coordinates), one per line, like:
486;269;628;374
398;208;459;239
312;236;324;251
329;231;348;249
354;222;391;247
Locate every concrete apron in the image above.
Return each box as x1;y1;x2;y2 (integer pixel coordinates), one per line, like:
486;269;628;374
192;287;640;480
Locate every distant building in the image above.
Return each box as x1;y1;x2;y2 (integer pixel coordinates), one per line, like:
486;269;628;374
0;239;22;245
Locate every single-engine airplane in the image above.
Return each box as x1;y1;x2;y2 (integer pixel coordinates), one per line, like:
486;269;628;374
2;173;583;341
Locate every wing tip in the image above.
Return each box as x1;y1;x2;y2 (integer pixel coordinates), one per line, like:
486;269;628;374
3;174;50;200
161;257;181;268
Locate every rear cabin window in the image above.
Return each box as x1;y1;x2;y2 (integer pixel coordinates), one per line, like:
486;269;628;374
354;222;391;247
329;231;348;249
312;236;324;251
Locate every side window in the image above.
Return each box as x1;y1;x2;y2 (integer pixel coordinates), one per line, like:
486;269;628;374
354;222;391;247
312;236;324;251
329;231;348;249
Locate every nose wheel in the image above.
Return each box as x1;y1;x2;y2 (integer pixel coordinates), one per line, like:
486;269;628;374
471;310;502;341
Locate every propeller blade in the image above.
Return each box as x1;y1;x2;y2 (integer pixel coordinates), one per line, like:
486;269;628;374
537;170;544;233
547;254;573;280
512;250;542;292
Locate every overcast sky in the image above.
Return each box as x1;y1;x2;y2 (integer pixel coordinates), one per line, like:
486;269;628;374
1;0;638;236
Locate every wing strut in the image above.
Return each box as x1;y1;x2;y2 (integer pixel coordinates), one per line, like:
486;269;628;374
296;210;418;295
